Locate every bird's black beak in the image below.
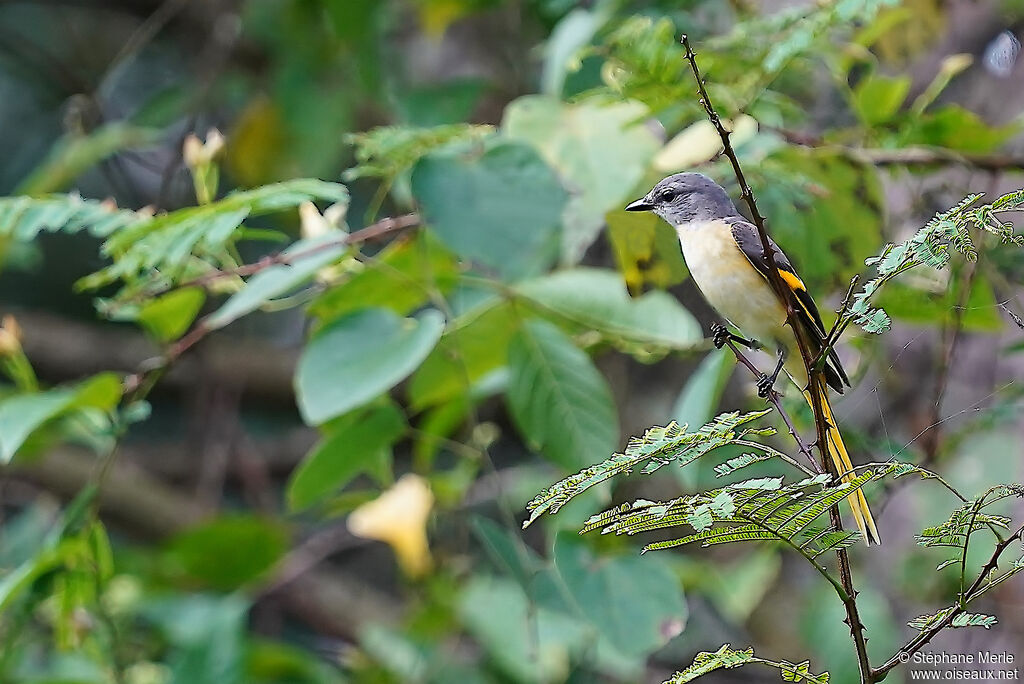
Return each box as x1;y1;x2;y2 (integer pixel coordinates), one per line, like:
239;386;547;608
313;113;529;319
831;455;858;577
625;197;652;212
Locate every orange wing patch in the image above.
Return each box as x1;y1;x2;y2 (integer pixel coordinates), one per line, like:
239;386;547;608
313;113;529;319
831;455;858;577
777;268;806;293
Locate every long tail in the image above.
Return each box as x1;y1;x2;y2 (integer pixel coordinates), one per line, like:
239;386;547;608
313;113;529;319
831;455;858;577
803;379;881;545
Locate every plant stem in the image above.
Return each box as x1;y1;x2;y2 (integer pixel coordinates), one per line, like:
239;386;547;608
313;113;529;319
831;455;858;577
681;34;874;684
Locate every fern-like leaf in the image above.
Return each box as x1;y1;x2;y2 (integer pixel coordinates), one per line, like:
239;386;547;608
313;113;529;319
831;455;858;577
523;409;772;528
663;644;755;683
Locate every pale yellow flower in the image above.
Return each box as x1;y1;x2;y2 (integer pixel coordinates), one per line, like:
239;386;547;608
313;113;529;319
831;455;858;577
299;201;347;241
0;315;22;356
348;474;434;578
182;128;226;168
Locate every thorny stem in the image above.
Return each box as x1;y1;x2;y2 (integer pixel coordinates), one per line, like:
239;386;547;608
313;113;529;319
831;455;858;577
681;34;873;683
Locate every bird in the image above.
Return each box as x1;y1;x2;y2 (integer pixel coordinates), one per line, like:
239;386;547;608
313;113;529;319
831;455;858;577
626;172;880;545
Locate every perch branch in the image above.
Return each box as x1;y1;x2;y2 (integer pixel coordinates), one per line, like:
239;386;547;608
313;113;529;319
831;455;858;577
681;34;873;683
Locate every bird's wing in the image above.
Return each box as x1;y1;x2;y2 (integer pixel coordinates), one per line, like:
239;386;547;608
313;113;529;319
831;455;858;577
728;218;850;392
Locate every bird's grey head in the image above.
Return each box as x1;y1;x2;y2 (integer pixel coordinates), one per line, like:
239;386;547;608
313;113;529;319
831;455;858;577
625;173;737;225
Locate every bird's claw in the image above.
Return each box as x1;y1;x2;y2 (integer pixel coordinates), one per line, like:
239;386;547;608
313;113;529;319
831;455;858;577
756;373;775;398
711;323;730;349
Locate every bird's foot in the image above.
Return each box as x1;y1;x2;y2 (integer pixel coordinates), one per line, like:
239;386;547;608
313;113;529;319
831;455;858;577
711;323;731;349
711;323;759;350
756;373;776;398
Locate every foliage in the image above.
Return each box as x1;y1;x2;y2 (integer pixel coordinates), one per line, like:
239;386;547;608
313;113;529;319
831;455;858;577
2;0;1024;683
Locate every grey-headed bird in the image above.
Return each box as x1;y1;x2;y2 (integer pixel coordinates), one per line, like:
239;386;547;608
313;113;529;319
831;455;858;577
627;172;880;544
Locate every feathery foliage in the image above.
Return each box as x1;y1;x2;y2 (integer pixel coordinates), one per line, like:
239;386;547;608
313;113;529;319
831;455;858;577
582;471;876;558
664;644;829;684
522;409;773;528
849;189;1024;333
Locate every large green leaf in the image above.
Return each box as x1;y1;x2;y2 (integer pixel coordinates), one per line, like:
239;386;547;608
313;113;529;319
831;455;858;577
411;139;566;280
0;373;122;463
506;318;618;471
407;300;518;409
503;97;660;262
287;403;406;511
515;268;702;352
852;73;909;126
205;233;348;329
897;105;1019;154
756;147;883;290
310;232;459;322
457;575;605;683
137;287;206;341
553;534;686;657
167;516;288;590
295;308;444;425
143;594;249;684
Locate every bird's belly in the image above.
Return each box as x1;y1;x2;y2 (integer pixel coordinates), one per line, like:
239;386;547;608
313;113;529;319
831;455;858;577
677;221;788;346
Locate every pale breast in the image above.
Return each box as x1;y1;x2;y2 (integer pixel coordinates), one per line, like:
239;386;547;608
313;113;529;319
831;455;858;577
675;220;788;347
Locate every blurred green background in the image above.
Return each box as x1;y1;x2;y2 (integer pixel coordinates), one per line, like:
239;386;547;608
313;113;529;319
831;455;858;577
1;0;1024;682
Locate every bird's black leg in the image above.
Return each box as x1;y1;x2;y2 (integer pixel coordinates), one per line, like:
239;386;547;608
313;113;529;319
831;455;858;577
710;322;759;350
757;349;786;398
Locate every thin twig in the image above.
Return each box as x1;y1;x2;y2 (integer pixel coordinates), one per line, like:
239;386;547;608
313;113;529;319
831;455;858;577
682;34;873;683
871;523;1024;681
721;338;821;474
181;213;420;289
123;212;420;392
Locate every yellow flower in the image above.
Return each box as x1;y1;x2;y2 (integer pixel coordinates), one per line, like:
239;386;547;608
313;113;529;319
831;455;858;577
348;474;434;578
0;315;22;356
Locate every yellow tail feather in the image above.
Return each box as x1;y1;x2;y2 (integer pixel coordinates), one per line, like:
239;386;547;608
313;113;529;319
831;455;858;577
803;382;880;545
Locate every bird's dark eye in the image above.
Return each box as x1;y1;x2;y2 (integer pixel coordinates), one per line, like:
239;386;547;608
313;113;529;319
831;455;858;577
659;189;677;202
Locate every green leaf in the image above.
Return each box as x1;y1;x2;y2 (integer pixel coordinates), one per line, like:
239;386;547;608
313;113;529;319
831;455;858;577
506;318;618;471
310;232;459;322
852;74;909;125
295;308;444;425
541;7;611;96
344;124;493;184
502;97;660;262
530;410;773;528
516;268;702;352
411;139;566;280
75;179;349;298
664;644;756;683
897;105;1019;153
205;234;348;329
167;516;288;590
757;148;884;290
143;594;249;684
471;515;542;588
408;299;519;409
554;534;686;656
137;287;206;341
286;404;406;511
457;575;591;684
0;373;122;462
